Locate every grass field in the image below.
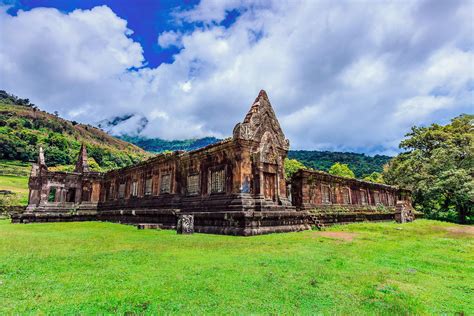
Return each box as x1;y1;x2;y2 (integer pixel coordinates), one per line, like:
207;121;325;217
0;160;30;205
0;219;472;314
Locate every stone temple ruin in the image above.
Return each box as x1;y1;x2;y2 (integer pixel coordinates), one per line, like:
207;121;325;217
13;91;415;235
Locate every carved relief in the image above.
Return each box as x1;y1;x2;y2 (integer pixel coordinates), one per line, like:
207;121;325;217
258;132;278;164
233;90;289;151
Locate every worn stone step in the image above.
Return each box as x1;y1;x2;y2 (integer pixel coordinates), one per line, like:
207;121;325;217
137;223;162;230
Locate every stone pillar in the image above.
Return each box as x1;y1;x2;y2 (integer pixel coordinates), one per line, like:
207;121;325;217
75;188;81;204
395;200;414;223
259;167;265;197
177;214;194;234
54;187;61;203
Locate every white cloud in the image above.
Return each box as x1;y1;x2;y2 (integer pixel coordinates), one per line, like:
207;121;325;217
395;96;454;120
157;30;182;48
340;56;389;89
0;1;473;154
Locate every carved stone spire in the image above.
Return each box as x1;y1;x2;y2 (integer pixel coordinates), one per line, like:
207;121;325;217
74;143;89;173
31;146;47;177
233;89;289;150
38;146;46;167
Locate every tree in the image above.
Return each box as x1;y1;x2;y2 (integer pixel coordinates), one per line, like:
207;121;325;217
384;114;473;224
363;172;384;183
87;157;102;172
328;162;355;178
284;158;307;179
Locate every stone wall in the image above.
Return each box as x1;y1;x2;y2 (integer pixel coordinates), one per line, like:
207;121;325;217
291;169;413;227
291;169;410;211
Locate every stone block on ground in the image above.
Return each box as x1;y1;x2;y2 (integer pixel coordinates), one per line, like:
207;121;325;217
137;223;162;230
177;214;194;234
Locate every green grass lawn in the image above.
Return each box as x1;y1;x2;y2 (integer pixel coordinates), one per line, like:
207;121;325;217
0;160;31;177
0;175;29;205
0;219;472;314
0;160;31;206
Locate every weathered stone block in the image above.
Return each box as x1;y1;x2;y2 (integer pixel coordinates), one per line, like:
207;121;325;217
395;201;415;223
137;223;162;230
177;214;194;234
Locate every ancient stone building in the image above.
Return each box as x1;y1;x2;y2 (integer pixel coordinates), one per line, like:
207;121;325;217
14;91;415;234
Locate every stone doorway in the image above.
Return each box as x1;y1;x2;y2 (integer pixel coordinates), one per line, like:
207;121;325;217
66;188;76;203
263;172;276;201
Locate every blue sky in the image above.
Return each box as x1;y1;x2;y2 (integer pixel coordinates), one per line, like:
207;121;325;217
5;0;200;67
0;0;472;155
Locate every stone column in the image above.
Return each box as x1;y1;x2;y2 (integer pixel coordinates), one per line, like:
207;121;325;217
395;200;414;223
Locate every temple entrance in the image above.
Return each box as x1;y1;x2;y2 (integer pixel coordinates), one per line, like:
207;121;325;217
263;172;276;201
66;188;76;203
82;184;91;202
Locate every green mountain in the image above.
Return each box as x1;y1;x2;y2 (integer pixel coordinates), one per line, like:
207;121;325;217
0;91;150;171
118;135;221;153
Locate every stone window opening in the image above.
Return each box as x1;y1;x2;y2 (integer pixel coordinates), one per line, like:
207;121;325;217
388;194;394;206
360;189;368;205
66;188;76;203
321;185;331;204
131;181;138;197
118;183;125;199
342;187;351;204
82;185;91;202
145;178;152;196
187;174;200;195
373;191;381;205
108;184;114;200
48;187;56;202
160;174;171;194
210;168;226;194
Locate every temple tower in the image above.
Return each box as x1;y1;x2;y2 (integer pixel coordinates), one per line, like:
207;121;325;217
74;144;89;173
233;90;291;208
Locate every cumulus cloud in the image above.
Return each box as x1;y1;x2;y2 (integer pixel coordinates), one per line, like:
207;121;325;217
0;0;472;154
157;30;183;48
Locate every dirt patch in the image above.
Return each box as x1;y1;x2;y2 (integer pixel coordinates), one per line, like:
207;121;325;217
312;231;358;241
445;226;474;237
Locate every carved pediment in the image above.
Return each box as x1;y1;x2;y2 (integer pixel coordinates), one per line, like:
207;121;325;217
233;90;289;151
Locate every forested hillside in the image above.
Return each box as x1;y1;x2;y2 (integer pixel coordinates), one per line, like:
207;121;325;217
288;150;391;178
119;135;220;153
0;91;150;170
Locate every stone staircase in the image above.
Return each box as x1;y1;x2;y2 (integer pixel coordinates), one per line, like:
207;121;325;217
307;213;325;230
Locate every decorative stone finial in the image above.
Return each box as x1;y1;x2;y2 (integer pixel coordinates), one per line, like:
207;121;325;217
74;143;90;173
38;146;46;167
255;89;269;102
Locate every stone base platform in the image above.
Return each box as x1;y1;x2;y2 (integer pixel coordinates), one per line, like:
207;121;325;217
11;208;417;235
99;209;311;236
313;211;398;226
11;210;98;223
11;208;311;236
137;223;163;230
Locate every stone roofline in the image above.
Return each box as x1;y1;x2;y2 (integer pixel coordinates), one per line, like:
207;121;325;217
103;137;236;176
